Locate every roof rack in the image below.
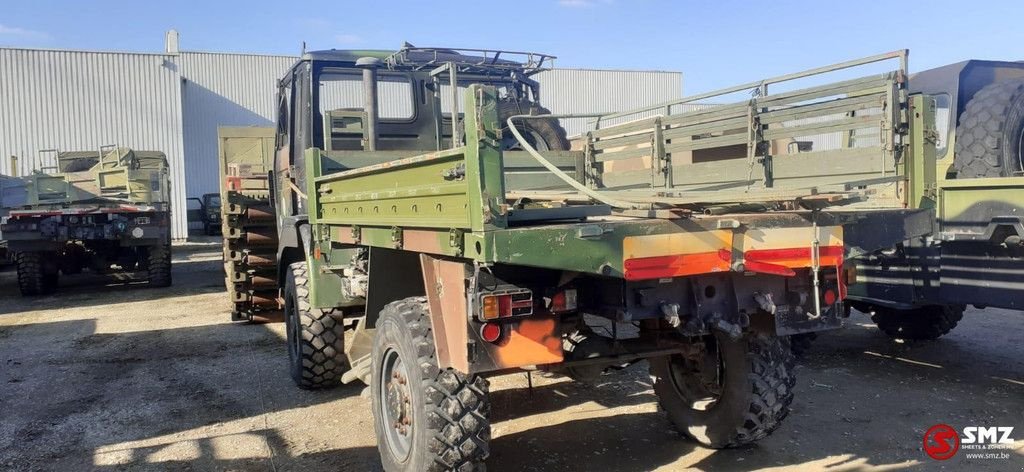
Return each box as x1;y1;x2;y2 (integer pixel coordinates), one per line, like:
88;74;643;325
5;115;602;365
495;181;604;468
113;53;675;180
383;44;556;77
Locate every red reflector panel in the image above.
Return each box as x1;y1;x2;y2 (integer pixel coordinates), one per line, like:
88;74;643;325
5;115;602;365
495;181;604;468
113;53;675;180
744;246;843;269
823;289;837;306
742;259;796;277
480;323;502;343
623;249;731;281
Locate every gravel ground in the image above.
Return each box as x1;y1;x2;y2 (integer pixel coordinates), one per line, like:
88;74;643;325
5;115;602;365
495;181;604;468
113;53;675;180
0;241;1021;471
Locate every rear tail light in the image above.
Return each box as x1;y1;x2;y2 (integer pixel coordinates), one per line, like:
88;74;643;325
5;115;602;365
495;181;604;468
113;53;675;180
479;289;533;321
549;289;578;313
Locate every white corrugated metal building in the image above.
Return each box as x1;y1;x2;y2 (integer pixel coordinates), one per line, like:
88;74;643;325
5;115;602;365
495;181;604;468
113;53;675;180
0;41;682;239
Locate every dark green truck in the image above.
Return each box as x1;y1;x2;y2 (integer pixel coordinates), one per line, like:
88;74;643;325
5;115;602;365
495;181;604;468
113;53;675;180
846;60;1024;339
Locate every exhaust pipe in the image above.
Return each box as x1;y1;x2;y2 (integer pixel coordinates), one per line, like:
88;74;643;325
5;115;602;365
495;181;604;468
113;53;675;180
356;57;382;151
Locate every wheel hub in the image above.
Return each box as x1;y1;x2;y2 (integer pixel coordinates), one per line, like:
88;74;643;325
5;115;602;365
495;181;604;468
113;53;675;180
380;348;413;460
669;336;724;411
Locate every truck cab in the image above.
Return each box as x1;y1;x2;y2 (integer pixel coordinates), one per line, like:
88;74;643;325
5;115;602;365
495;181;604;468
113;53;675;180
271;45;568;288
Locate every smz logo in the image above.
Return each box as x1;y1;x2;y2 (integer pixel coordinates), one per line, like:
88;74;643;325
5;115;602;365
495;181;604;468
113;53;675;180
924;424;959;460
924;424;1015;460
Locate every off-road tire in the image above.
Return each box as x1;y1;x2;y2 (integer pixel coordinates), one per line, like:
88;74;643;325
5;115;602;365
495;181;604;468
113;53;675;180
16;252;57;296
650;332;796;448
789;332;817;358
499;100;571;151
284;261;347;389
953;78;1024;178
870;304;965;340
146;244;172;287
371;297;490;471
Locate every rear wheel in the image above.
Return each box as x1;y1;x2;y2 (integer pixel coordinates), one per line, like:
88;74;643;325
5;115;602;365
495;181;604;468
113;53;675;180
954;78;1024;178
371;297;490;471
870;304;965;340
146;243;172;287
650;331;796;448
16;251;58;296
284;261;347;389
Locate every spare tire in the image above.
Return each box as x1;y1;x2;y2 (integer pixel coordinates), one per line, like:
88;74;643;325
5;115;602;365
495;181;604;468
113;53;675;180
498;100;570;151
953;79;1024;178
63;158;98;173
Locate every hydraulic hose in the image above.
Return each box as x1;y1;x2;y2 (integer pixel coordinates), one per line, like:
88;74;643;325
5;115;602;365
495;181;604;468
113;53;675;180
506;114;640;209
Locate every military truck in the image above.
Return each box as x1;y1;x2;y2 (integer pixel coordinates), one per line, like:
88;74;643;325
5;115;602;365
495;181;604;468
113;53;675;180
217;126;280;322
0;170;17;264
0;147;172;295
188;192;222;236
847;60;1024;339
249;45;942;469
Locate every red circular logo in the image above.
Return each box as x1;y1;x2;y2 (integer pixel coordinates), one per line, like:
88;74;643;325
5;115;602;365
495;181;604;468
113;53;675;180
923;424;960;460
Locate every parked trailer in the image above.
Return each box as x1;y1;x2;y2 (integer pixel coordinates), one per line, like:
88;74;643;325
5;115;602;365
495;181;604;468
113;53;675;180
258;45;937;470
0;148;172;295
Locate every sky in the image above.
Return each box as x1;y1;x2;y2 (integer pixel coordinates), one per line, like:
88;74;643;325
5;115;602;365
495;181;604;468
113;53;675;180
1;0;1023;94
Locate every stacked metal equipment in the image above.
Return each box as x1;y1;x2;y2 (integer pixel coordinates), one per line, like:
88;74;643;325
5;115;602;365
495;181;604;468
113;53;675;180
217;127;281;322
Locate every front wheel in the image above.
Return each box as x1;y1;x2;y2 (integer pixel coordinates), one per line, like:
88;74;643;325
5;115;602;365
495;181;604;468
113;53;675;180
650;332;796;448
371;297;490;471
284;261;347;389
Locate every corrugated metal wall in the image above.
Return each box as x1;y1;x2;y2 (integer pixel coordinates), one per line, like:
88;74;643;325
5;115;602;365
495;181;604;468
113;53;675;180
178;52;294;201
2;47;682;238
0;48;188;239
178;58;683;198
536;69;683;137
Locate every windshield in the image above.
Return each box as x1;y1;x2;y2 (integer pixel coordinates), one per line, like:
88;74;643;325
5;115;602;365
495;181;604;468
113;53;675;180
932;94;952;158
205;195;221;207
318;68;415;120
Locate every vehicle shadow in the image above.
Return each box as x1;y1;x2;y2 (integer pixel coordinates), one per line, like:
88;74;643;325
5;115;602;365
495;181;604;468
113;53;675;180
0;316;364;471
0;249;226;315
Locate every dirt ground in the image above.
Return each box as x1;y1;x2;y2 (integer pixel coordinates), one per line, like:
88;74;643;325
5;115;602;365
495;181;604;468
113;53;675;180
0;241;1021;471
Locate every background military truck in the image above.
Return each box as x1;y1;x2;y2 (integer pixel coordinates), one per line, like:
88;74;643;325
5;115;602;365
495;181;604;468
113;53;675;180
0;171;16;265
187;192;222;236
847;60;1024;340
257;45;939;470
0;147;172;295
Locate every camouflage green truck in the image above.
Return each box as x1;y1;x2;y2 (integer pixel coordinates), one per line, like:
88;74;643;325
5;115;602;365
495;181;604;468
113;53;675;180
0;147;172;295
847;60;1024;339
259;45;940;470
